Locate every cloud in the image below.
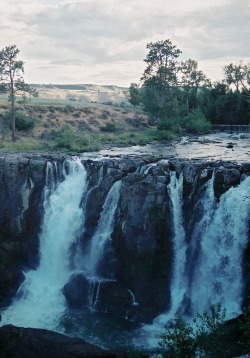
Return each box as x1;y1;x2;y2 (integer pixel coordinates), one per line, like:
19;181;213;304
1;0;249;85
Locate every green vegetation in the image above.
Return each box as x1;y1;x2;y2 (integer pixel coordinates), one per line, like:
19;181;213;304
128;39;250;130
239;308;250;354
183;108;212;134
158;305;226;358
0;41;249;152
0;45;38;141
100;122;117;132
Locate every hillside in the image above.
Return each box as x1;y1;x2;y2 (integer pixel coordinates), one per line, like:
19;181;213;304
0;85;156;152
31;83;129;104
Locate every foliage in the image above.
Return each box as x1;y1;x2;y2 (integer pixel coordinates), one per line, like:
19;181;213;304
183;108;211;134
224;62;250;100
100;122;116;132
55;126;77;149
129;39;209;126
158;305;226;358
0;110;35;132
128;83;141;106
239;308;250;354
15;112;36;131
0;45;38;141
128;39;250;128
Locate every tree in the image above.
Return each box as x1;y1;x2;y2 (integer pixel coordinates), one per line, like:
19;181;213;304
180;59;210;114
128;83;141;106
140;39;182;121
158;305;226;358
0;45;38;141
129;40;210;127
224;62;250;101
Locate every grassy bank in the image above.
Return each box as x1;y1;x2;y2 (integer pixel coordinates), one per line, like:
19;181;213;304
0;98;182;153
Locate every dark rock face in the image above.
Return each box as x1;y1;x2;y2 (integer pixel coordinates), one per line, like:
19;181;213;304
213;168;241;198
63;273;89;307
63;274;139;320
0;153;66;306
0;324;129;358
0;153;249;324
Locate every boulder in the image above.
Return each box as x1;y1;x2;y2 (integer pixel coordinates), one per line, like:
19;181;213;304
63;273;89;307
0;324;129;357
63;275;139;321
214;168;241;198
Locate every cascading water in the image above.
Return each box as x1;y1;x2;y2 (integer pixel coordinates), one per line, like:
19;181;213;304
167;172;187;314
189;174;250;318
155;171;187;325
139;172;250;349
1;155;250;353
1;158;87;329
85;180;122;277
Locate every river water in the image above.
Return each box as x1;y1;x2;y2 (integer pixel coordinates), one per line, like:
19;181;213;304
85;132;250;161
0;132;249;353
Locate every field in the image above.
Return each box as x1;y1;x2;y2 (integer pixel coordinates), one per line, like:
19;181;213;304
0;85;175;153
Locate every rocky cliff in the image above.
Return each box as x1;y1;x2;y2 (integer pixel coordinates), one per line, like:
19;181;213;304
0;153;249;323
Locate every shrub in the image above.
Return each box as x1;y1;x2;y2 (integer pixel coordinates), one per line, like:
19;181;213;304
239;308;250;354
100;122;116;132
183;108;211;134
158;119;173;131
15;112;36;131
1;111;36;131
158;305;226;358
56;126;76;149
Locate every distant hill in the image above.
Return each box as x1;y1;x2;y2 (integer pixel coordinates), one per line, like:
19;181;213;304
30;84;128;104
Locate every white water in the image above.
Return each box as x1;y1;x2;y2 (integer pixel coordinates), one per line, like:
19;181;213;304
189;175;250;318
157;172;188;326
138;173;250;349
85;180;122;276
1;158;250;351
1;158;87;329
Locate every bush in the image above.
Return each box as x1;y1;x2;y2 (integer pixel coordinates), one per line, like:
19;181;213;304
100;122;116;132
15;112;36;131
183;108;211;134
1;111;36;131
158;305;226;358
158;119;173;131
239;308;250;354
56;126;76;149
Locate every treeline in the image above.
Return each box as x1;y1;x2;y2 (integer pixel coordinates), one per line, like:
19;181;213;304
128;40;250;130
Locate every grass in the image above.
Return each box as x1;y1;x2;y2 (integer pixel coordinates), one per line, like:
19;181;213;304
0;95;113;109
0;127;179;154
0;98;182;153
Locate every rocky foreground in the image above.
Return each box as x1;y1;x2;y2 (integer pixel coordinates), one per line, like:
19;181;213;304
0;324;131;358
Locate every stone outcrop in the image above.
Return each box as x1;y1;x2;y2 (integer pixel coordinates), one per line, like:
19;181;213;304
0;153;249;322
63;274;138;320
0;153;66;306
0;324;130;357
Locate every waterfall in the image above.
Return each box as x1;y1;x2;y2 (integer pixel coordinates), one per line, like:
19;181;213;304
166;172;187;314
140;173;250;349
154;171;187;325
189;175;250;318
85;180;122;277
1;158;87;329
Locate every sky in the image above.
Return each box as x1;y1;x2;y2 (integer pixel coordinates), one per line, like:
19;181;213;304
1;0;249;87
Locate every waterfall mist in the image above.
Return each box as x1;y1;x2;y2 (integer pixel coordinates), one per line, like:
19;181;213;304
1;158;87;329
1;156;250;352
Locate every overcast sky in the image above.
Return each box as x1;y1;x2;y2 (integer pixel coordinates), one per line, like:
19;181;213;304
1;0;249;86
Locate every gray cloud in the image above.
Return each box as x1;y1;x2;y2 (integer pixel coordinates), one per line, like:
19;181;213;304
1;0;250;85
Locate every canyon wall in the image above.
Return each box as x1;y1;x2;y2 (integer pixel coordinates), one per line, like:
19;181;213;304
0;153;249;323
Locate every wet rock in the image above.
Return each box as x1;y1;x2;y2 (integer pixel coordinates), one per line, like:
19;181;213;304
214;168;241;198
63;273;89;307
0;324;129;357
